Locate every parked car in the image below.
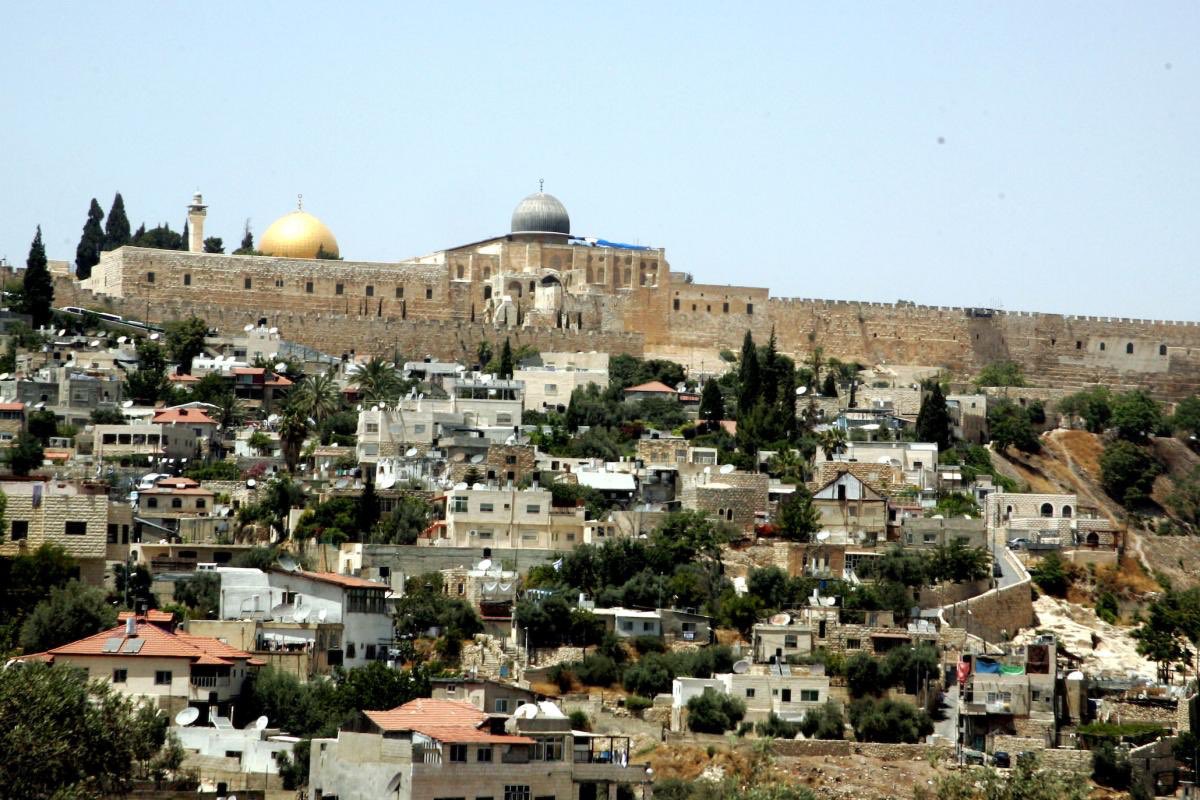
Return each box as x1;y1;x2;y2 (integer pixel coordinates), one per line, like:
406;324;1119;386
1007;538;1030;549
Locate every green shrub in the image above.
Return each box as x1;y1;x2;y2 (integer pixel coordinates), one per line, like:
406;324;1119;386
624;695;653;713
568;710;591;731
547;664;575;693
574;654;620;687
755;713;801;739
686;689;745;734
633;635;666;655
799;701;845;740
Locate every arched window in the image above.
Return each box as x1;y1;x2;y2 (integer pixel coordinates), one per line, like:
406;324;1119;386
1160;344;1167;356
1062;505;1072;518
483;286;492;300
1126;342;1134;354
1040;503;1053;517
1086;532;1099;547
726;509;734;521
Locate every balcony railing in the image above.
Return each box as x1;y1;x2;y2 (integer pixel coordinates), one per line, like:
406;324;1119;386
190;675;231;688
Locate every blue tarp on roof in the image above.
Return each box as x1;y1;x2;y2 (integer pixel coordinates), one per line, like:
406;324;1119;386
569;237;652;251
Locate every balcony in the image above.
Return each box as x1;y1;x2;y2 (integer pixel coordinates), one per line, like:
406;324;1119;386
190;675;231;688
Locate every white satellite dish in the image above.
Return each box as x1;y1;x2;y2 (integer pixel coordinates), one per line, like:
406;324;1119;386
719;463;735;475
293;606;311;623
274;362;287;373
405;447;418;457
796;386;807;395
89;339;100;347
816;531;830;541
732;659;751;674
268;327;278;335
820;597;837;606
472;482;486;490
244;324;254;333
117;335;127;343
56;329;66;336
477;558;493;571
770;613;791;625
453;482;468;491
277;553;299;573
149;332;159;340
377;473;397;490
34;401;44;409
174;706;200;726
1066;670;1084;681
470;454;485;464
0;373;8;381
246;478;257;487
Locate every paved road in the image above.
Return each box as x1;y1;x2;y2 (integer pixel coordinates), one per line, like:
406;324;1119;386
933;683;959;745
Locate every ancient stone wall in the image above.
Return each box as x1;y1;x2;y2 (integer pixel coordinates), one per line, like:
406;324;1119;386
942;571;1035;644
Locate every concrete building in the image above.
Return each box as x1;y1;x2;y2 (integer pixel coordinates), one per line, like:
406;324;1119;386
985;492;1121;561
810;470;888;540
430;677;536;714
516;353;609;413
672;667;831;727
309;698;645;800
0;400;25;447
428;486;588;550
136;475;221;542
901;516;988;550
819;441;939;491
90;422;201;462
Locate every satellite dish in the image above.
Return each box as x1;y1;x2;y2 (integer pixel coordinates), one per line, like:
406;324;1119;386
294;606;311;622
268;327;279;334
820;597;836;606
472;482;486;490
478;558;493;571
117;335;127;343
386;773;405;793
274;362;287;373
470;454;485;464
246;478;256;487
405;447;418;457
318;608;328;622
34;401;44;409
56;329;66;336
122;399;134;408
0;373;8;381
1066;670;1084;681
770;613;791;625
816;531;830;541
732;659;751;674
453;482;468;490
796;386;807;395
89;339;100;347
377;473;397;490
719;463;735;475
174;707;200;726
276;554;299;572
244;324;254;332
149;333;159;340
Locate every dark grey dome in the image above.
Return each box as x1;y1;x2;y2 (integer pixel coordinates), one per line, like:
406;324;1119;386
511;192;570;235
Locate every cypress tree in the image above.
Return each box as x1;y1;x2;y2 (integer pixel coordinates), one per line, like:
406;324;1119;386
915;380;952;451
761;327;780;406
74;199;105;280
699;379;723;424
498;338;514;379
181;220;189;250
103;192;131;251
23;226;54;328
737;330;760;415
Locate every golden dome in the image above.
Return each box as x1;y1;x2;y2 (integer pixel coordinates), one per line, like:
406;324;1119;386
259;210;339;259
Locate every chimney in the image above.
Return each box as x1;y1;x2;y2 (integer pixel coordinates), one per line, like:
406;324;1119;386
125;615;137;636
187;192;207;253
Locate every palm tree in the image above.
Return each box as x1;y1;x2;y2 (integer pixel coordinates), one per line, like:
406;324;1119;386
817;427;847;461
349;356;401;406
278;412;309;473
213;392;246;429
767;448;811;484
290;370;341;423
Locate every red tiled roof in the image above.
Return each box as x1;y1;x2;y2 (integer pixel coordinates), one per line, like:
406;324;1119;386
152;408;217;425
364;699;535;744
719;420;737;435
290;570;387;590
168;373;200;383
623;381;676;394
155;477;201;489
265;374;293;386
30;620;257;666
118;609;175;623
233;367;266;376
0;402;25;412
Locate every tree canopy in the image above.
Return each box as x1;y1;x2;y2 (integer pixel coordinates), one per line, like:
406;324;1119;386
103;192;131;251
23;225;54;328
75;198;105;280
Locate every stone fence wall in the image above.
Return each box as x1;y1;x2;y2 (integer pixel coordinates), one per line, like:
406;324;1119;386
941;550;1034;644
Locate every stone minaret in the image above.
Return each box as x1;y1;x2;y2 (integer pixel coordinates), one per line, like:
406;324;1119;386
187;192;207;253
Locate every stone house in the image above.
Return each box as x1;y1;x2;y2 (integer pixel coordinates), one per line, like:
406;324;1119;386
19;615;263;720
516;360;608;413
89;422;201;462
309;698;644;800
810;471;888;540
431;677;536;715
429;486;587;550
0;477;109;584
0;400;25;447
136;475;220;542
901;516;988;550
672;667;831;727
958;637;1058;754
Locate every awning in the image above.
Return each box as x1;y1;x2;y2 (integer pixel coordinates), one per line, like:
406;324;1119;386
870;632;911;639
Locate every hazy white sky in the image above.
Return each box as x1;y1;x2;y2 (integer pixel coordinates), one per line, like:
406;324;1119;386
2;2;1196;319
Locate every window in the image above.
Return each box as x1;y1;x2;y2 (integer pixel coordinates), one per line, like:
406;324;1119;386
496;413;512;425
505;786;531;800
396;286;404;298
452;497;469;513
1100;342;1106;351
784;634;797;648
1126;342;1134;354
244;277;252;290
365;422;379;433
494;698;509;713
723;302;729;313
183;273;191;286
112;669;127;683
745;688;755;698
335;282;344;295
1076;340;1082;349
171;498;183;509
800;690;819;702
413;424;426;433
673;298;680;311
533;737;562;761
154;670;172;685
923;533;937;544
107;523;118;544
477;530;493;540
477;746;493;762
746;302;753;314
545;383;557;395
781;689;792;702
65;521;87;536
479;503;494;513
1040;503;1053;517
1161;344;1168;356
306;281;314;294
449;744;468;762
847;639;861;650
10;521;28;541
147;271;155;284
526;504;540;514
347;642;356;659
425;287;433;299
505;455;517;465
366;285;374;297
365;644;377;660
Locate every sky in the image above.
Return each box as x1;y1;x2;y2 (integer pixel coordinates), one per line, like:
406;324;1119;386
1;3;1197;319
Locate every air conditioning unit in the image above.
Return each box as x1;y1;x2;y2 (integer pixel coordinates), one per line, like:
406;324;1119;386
469;530;478;537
